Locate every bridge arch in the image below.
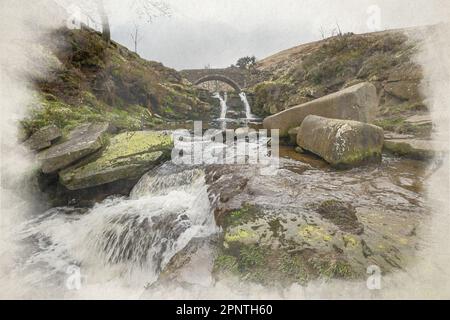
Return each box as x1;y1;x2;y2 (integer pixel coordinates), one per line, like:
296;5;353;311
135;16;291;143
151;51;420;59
194;74;242;92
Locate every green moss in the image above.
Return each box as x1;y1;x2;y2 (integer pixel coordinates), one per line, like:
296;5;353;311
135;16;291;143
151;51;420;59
343;234;358;248
21;92;164;137
59;131;173;189
224;205;258;228
374;118;405;132
309;257;356;279
383;140;433;160
214;254;238;273
224;228;256;243
298;225;333;242
213;244;270;284
26;27;211;139
374;117;432;138
336;148;382;168
239;245;266;270
268;218;283;238
21;94;105;136
279;252;309;285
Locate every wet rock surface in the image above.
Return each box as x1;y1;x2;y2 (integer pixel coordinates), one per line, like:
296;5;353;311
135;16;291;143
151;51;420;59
204;155;428;285
315;200;364;235
383;139;441;160
156;236;218;288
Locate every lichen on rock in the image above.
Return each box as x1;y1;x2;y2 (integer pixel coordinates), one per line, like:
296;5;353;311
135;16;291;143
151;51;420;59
59;131;173;190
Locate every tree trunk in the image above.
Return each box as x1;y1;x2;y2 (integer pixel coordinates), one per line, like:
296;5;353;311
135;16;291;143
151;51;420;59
96;0;110;43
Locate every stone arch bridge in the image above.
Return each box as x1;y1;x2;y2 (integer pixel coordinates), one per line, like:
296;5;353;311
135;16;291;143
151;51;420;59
180;67;251;92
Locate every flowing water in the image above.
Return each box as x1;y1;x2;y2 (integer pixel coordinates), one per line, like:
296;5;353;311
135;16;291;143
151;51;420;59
0;122;431;299
213;92;228;120
0;3;448;300
5;165;217;297
239;92;255;120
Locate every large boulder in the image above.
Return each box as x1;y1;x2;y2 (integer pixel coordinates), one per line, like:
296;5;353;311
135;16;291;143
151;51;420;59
263;82;378;137
297;115;384;168
24;125;62;151
59;131;173;190
38;123;109;173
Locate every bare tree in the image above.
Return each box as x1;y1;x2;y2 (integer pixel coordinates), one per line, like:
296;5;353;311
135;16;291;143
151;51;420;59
335;22;343;36
319;26;326;39
95;0;110;42
63;0;170;43
130;23;143;53
131;0;171;23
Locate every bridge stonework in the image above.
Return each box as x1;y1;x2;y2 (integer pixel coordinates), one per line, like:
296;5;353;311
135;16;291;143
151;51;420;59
180;67;250;92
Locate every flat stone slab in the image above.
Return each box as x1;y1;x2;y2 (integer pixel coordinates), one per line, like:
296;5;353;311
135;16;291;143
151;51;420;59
384;131;415;140
59;131;173;190
24;125;61;151
298;115;384;168
384;139;446;160
38;123;109;173
405;114;432;125
263;82;378;137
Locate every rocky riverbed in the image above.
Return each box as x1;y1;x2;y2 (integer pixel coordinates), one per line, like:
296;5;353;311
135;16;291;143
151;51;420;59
177;153;428;286
13;119;432;294
7;24;442;297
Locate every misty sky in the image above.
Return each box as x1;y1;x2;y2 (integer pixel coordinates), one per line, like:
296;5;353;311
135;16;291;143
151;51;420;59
102;0;450;70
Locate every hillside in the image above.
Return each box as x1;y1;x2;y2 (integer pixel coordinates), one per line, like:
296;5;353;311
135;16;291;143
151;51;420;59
21;27;433;141
251;29;431;138
21;27;210;138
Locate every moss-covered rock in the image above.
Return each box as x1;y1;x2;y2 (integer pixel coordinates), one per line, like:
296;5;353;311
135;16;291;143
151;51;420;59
23;124;61;151
204;160;425;287
383;139;437;160
38;122;109;173
297;115;384;168
59;131;173;190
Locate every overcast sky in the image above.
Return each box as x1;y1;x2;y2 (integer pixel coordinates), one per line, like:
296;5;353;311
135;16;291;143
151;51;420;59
102;0;450;70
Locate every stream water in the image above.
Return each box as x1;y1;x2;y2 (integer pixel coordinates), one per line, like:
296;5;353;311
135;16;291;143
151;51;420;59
1;114;430;299
213;92;228;120
239;92;255;120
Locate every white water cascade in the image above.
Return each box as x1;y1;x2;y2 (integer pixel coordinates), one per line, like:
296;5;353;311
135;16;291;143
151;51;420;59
239;92;254;120
11;166;218;293
213;92;228;119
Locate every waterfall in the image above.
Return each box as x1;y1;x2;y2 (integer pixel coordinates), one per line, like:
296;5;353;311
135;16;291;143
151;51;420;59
213;92;228;119
239;92;254;119
13;165;218;290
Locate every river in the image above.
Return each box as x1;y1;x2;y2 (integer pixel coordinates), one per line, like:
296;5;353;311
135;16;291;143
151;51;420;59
0;116;431;298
